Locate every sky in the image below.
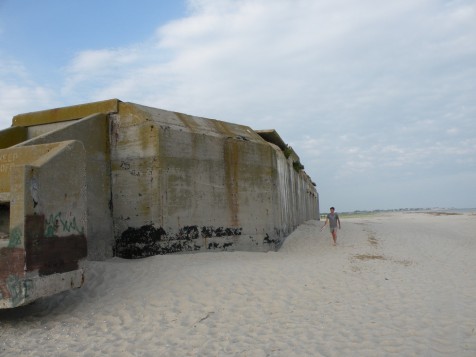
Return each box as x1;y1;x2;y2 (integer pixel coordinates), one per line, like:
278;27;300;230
0;0;475;212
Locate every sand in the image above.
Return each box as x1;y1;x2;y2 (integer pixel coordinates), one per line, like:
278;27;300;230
1;212;475;356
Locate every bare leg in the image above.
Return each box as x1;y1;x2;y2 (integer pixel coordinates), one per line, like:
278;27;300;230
332;231;337;245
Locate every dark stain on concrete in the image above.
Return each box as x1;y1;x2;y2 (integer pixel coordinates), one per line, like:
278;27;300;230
115;224;167;258
115;224;243;258
24;215;87;276
208;242;220;250
201;226;242;238
178;225;199;240
0;247;24;299
263;233;280;247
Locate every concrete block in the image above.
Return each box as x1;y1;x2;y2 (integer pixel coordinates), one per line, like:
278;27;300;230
12;99;119;127
0;140;87;308
111;102;318;257
16;113;113;260
0;98;319;307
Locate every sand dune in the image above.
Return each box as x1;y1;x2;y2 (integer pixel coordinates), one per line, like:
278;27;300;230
1;212;475;356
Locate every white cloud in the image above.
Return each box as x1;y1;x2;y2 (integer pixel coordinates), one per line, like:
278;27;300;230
446;127;459;135
60;0;475;130
2;0;475;210
0;82;55;128
0;58;55;127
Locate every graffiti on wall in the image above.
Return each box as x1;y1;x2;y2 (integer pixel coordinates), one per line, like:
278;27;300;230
1;214;87;306
44;212;84;237
0;152;19;174
0;247;24;301
7;227;22;248
25;214;87;276
6;275;33;306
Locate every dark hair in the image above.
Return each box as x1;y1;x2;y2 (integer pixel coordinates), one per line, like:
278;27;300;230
330;207;335;210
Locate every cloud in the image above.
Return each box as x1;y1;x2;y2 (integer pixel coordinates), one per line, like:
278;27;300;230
2;0;475;210
0;58;55;127
63;0;475;124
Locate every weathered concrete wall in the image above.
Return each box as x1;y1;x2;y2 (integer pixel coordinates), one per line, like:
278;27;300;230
0;141;87;308
0;98;319;307
16;113;114;260
12;99;119;127
111;102;318;257
273;144;319;238
2;100;319;259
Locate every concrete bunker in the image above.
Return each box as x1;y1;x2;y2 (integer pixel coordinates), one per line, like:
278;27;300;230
0;99;319;308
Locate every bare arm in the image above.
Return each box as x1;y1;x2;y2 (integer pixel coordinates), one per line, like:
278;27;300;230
320;218;329;231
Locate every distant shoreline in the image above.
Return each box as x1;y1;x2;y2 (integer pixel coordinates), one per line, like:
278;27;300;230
320;207;476;220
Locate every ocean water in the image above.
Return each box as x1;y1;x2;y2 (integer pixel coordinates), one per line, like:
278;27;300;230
339;207;476;216
433;207;476;214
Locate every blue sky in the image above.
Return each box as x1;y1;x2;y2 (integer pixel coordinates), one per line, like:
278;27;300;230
1;0;475;212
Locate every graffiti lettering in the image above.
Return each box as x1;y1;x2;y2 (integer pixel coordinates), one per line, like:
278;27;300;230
7;275;23;305
44;212;84;237
7;227;22;248
0;163;13;173
0;152;19;174
0;152;19;163
6;275;21;305
6;275;32;306
23;279;33;299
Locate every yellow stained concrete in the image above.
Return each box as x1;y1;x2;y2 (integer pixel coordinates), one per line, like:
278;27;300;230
0;142;66;193
0;127;28;149
12;99;120;127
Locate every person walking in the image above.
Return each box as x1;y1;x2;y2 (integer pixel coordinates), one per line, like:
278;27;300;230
321;207;341;245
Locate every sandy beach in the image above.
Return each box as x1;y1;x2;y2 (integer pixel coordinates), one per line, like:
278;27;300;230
1;212;475;356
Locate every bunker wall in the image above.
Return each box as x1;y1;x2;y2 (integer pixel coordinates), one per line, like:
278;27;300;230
15;114;113;260
0;141;87;308
111;102;318;257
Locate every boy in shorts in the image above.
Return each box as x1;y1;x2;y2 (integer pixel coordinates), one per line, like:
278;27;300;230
321;207;341;245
